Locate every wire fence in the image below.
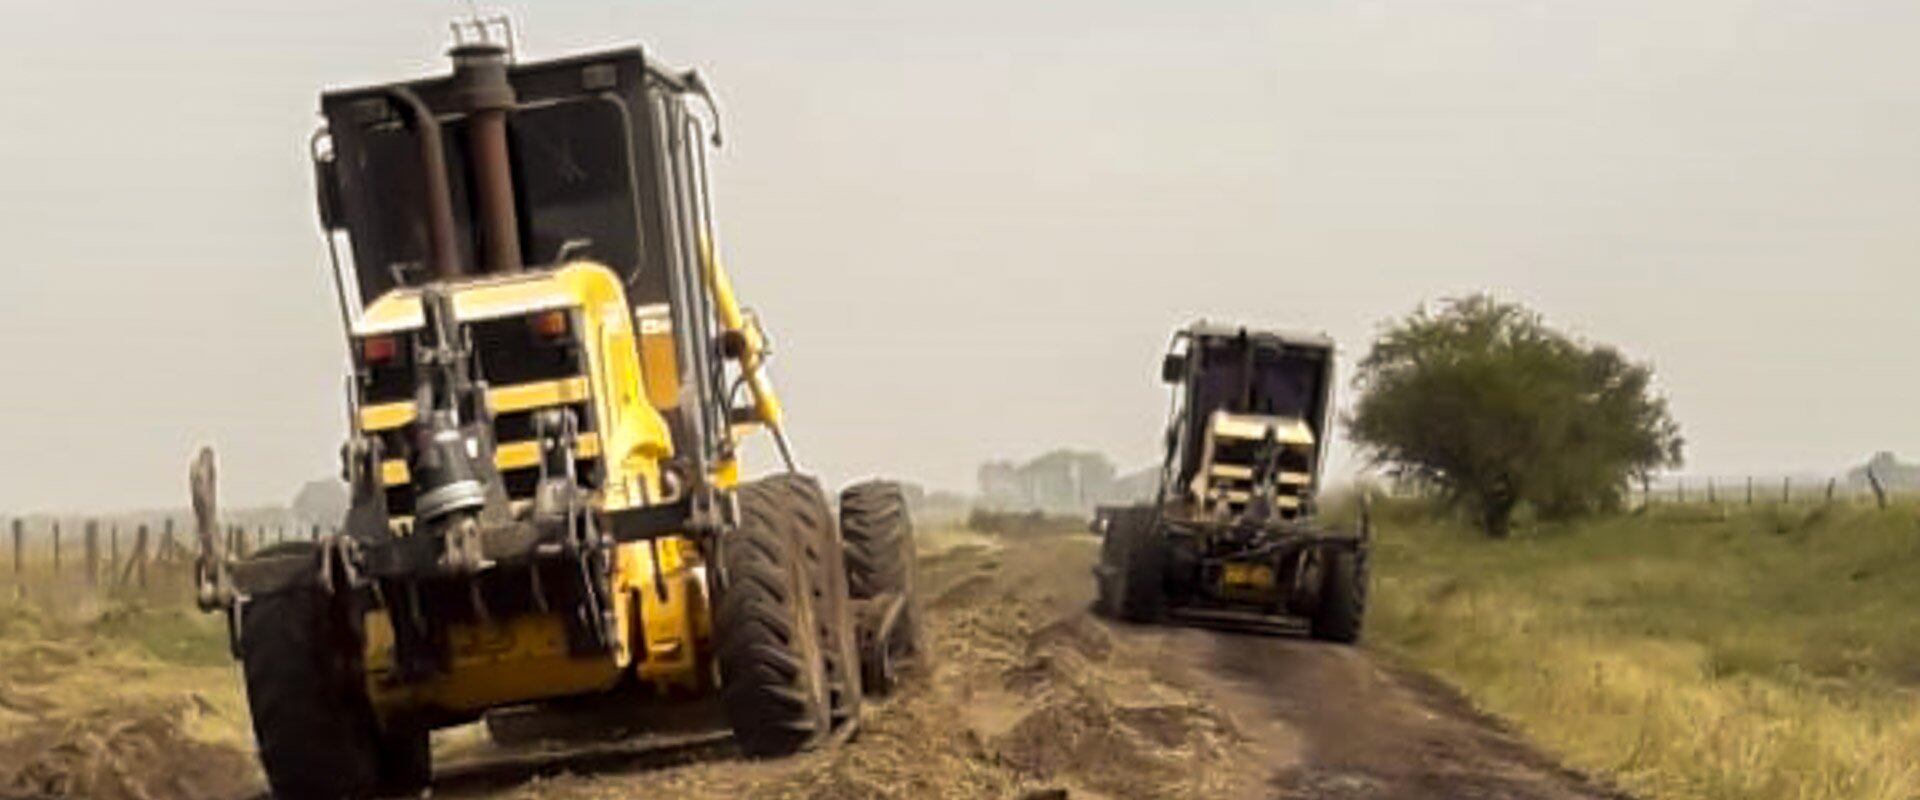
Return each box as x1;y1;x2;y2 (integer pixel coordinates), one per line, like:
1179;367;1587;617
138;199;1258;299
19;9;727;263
1633;476;1893;509
3;516;338;594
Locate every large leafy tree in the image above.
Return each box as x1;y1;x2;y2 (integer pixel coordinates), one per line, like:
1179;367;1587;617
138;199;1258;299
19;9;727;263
1348;296;1683;537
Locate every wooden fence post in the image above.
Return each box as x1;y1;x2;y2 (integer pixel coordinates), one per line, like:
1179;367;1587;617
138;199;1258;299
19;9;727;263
84;520;100;587
51;522;60;572
120;525;150;589
1707;479;1716;504
1746;477;1754;506
1826;478;1837;503
83;520;99;587
109;525;120;574
10;519;21;577
1782;477;1791;504
1868;467;1889;510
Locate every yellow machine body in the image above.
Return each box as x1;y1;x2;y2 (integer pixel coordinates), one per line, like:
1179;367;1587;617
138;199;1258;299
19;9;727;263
345;260;750;718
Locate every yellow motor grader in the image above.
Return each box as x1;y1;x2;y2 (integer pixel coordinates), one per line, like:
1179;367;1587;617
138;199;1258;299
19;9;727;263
1094;322;1368;640
189;25;920;799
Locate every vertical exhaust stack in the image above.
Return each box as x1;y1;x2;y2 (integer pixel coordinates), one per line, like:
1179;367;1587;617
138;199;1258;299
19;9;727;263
385;88;462;280
449;42;523;274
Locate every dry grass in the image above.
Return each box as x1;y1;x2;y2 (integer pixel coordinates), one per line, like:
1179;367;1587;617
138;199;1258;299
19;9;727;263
0;585;256;799
1369;499;1920;800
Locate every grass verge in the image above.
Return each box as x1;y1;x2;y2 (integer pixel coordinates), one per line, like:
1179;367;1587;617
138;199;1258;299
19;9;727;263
1370;500;1920;800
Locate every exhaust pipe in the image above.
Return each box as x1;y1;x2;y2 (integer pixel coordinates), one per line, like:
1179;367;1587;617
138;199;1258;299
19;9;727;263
384;87;461;280
449;42;522;274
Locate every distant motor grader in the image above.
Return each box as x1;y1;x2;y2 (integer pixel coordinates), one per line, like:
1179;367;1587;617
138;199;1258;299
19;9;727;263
1095;322;1368;641
190;25;919;799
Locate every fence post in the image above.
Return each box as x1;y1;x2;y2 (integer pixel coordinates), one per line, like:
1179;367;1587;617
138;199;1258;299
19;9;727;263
1707;479;1716;504
161;518;176;562
1868;467;1889;509
51;522;60;572
83;520;99;587
124;525;150;589
1746;477;1754;506
1782;477;1791;504
1826;478;1837;503
10;519;20;577
110;524;120;573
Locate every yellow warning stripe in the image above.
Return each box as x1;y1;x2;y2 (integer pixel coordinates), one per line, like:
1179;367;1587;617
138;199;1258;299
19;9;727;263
359;377;591;432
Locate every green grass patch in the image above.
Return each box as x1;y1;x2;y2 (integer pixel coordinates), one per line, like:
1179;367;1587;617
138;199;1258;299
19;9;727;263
1370;500;1920;800
87;602;232;667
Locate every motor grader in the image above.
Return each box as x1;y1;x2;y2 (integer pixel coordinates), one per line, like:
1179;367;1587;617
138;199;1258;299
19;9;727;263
188;25;920;799
1094;321;1368;641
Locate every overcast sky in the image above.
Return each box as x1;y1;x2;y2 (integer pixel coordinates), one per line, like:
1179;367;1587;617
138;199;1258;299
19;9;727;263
0;0;1914;511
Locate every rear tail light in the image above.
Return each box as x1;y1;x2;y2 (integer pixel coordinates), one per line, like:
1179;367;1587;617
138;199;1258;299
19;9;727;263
359;334;399;365
530;310;570;340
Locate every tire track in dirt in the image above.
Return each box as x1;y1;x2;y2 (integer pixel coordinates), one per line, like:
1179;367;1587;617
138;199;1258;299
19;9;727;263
1125;623;1631;800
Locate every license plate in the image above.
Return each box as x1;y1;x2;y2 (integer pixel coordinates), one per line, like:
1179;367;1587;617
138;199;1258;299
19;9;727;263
1222;562;1275;588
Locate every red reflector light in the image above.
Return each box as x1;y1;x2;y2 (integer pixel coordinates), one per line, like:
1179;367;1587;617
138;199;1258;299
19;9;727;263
530;310;570;339
359;335;399;364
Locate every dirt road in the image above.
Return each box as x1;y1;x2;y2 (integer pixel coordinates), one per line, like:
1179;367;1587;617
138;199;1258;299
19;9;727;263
424;530;1629;800
0;529;1628;799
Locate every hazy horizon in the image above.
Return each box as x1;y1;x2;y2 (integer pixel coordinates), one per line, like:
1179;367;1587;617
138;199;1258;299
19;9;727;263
0;0;1914;513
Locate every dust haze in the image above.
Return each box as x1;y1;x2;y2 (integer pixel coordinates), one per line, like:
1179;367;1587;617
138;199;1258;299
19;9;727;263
0;0;1912;510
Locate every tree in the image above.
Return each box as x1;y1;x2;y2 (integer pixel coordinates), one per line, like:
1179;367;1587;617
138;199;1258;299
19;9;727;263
1348;296;1683;537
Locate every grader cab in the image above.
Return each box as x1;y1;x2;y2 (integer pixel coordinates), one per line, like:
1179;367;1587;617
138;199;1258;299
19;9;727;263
190;25;919;799
1095;321;1369;640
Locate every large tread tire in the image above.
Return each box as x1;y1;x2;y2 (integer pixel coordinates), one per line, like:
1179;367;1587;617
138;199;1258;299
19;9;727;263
757;474;864;732
1094;508;1139;618
839;481;922;672
1309;547;1368;644
375;720;433;797
716;480;834;757
1112;508;1167;623
238;547;387;800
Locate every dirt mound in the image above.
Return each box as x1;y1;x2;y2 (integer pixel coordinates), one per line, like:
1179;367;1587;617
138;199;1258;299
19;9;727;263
1025;615;1114;663
634;535;1253;800
805;536;1246;799
984;611;1244;799
0;700;255;800
0;597;256;800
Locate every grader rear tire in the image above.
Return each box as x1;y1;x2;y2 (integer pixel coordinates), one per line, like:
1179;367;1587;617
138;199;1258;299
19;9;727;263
1108;507;1167;623
238;566;384;799
1308;547;1367;644
839;480;922;689
755;474;864;732
716;480;834;757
